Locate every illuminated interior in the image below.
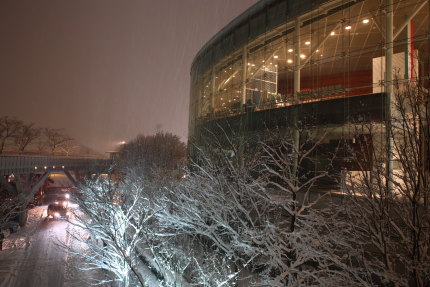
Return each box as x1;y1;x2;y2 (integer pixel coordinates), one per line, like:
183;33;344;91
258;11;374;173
190;0;429;122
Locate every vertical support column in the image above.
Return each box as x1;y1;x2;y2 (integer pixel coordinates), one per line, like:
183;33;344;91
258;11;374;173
73;170;81;183
386;0;394;191
292;17;301;183
238;45;248;167
241;45;248;108
196;83;201;119
64;169;78;186
211;69;216;114
294;18;301;105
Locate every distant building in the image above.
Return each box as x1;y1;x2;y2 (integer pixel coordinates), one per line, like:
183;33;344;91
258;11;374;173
189;0;429;183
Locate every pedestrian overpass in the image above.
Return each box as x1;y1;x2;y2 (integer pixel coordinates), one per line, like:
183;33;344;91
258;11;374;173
0;155;110;177
0;155;111;225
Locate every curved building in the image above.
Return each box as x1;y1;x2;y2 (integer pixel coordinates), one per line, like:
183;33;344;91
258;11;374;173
189;0;429;173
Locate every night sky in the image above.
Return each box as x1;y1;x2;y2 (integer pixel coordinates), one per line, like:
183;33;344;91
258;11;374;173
0;0;258;153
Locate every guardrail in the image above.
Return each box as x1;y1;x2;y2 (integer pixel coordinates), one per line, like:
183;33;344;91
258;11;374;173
0;155;112;176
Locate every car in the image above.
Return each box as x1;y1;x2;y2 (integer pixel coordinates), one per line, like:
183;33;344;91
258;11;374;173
42;187;71;205
47;202;70;220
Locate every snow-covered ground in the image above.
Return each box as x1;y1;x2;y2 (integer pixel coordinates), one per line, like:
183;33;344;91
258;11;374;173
0;205;99;287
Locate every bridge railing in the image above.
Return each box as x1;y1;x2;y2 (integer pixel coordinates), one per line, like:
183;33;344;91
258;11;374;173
0;155;112;176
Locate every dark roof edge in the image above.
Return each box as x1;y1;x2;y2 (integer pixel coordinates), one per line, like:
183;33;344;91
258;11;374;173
196;1;273;57
191;0;277;70
191;0;336;72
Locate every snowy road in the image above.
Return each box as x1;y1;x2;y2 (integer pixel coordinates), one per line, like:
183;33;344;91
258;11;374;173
0;206;94;287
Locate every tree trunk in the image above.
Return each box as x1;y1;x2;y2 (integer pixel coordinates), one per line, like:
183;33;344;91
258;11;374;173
18;209;27;227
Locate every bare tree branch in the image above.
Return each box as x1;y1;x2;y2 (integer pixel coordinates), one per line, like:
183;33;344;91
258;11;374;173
14;123;41;153
0;116;22;154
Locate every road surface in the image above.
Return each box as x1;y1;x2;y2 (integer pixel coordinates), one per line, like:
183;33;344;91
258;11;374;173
0;206;97;287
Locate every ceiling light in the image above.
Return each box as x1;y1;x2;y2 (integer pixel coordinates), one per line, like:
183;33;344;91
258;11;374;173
316;49;319;52
288;48;293;52
273;55;279;59
330;31;335;36
287;59;293;63
345;25;352;30
305;41;311;45
362;19;369;24
300;54;306;59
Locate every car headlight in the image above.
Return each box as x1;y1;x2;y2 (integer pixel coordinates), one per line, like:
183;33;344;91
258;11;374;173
54;212;60;217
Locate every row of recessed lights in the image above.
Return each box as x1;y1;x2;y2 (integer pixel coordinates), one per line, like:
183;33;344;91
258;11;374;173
271;18;370;64
284;19;370;51
34;165;65;170
270;53;309;64
204;18;371;85
336;18;370;33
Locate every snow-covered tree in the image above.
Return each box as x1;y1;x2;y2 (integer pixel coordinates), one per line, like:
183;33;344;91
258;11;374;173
154;150;260;286
70;122;421;286
117;131;186;180
66;172;150;287
67;167;234;287
254;127;368;286
156;127;371;286
0;180;26;240
0;173;43;249
342;81;430;286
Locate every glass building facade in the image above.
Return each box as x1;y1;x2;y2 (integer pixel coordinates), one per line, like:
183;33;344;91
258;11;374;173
189;0;429;175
